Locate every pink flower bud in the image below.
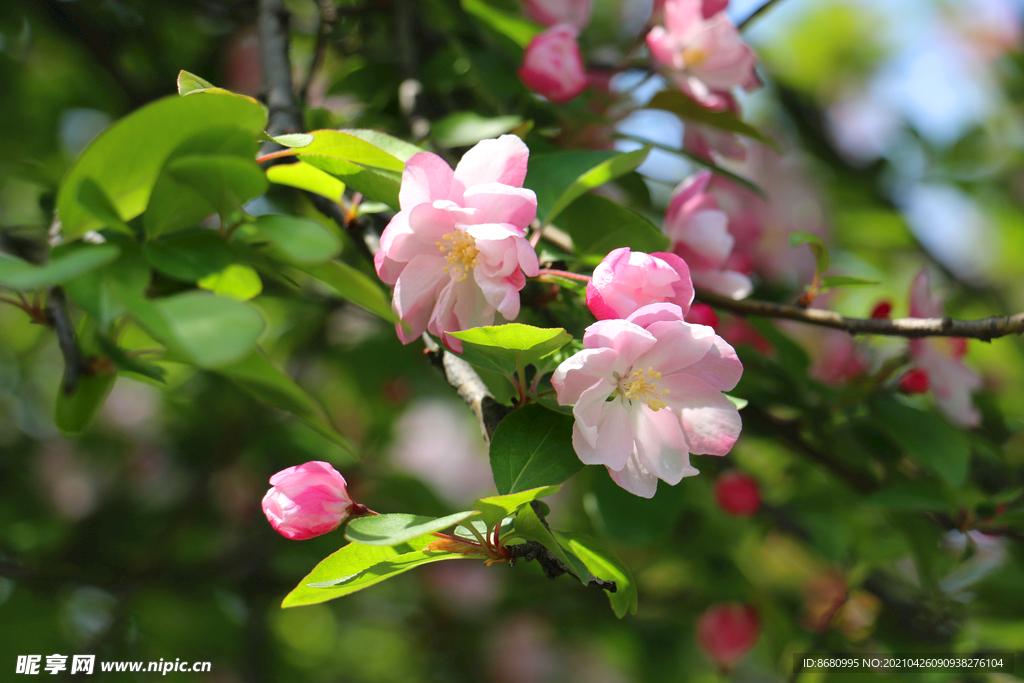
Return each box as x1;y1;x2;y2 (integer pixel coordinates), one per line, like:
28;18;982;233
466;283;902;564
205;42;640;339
696;603;759;669
518;24;588;104
261;461;354;540
899;368;930;395
586;248;694;320
686;303;719;329
523;0;593;30
714;470;760;516
870;300;892;319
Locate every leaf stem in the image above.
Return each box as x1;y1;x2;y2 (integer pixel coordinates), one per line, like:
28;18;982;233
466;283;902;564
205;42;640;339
536;269;591;283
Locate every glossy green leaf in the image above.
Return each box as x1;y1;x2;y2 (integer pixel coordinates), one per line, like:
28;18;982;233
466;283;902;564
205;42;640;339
341;129;423;162
345;510;479;546
819;275;880;291
789;231;830;274
176;70;214;95
77;178;133;234
556;531;638;617
300;260;396;322
58;93;267;240
282;534;471;607
460;0;542;48
489;404;582;495
646;90;774;147
870;397;970;487
143;231;232;282
265;160;345;200
448;324;572;368
253;214;341;265
561;194;669;257
216;349;354;454
54;373;117;436
95;335;166;383
198;264;263;301
296;130;406;172
513;503;589;585
432;112;523;148
0;244;121;290
64;240;150;327
270;133;315;148
301;156;401;210
474;485;561;529
525;148;650;225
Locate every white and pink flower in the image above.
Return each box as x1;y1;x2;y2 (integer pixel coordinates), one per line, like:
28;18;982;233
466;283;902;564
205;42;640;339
518;24;589;104
375;135;540;351
586;247;694;320
907;269;982;427
262;461;354;540
664;171;753;300
646;0;759;109
551;303;742;498
523;0;593;29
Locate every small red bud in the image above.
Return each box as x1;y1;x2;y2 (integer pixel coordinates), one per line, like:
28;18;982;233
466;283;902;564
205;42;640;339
697;603;760;670
870;301;892;319
686;303;720;330
714;471;761;516
899;368;930;394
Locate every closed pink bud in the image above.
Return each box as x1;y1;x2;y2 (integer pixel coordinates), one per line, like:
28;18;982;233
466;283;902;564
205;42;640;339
262;461;354;540
714;470;760;516
518;24;588;104
696;603;759;669
523;0;593;29
586;248;694;320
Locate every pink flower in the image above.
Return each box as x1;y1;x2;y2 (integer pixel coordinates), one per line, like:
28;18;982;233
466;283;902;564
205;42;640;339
375;135;540;351
518;24;588;104
696;603;760;669
261;461;354;540
664;171;753;299
586;248;694;320
646;0;759;106
907;269;982;427
551;303;743;498
683;93;747;161
523;0;593;29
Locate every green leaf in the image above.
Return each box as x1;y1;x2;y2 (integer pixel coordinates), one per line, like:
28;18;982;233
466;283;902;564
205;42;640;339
176;70;215;95
0;244;121;290
143;231;232;282
489;404;582;495
54;372;117;436
270;133;315;148
525;148;651;225
58;93;268;240
337;129;423;162
95;336;166;383
252;214;341;265
265;160;345;200
819;275;880;291
301;156;401;210
432;112;523;148
296;130;406;172
555;531;638;617
870;397;971;488
460;0;543;48
78;178;134;235
64;240;151;327
216;348;354;454
282;534;471;607
513;503;590;585
726;395;748;410
198;264;263;301
561;194;670;257
862;481;955;511
448;324;572;368
474;485;561;529
789;231;830;275
646;90;775;147
300;260;396;322
345;511;479;546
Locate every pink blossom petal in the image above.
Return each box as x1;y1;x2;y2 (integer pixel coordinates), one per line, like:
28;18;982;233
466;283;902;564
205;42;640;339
552;348;622;404
625;302;687;327
636;319;717;376
910;268;942;318
691;268;753;300
684;334;743;391
607;454;659;498
453;134;530;190
393;254;449;343
399;152;455;210
571;380;634;470
582;320;658;373
662;374;741;455
631;406;699;484
462;183;538;229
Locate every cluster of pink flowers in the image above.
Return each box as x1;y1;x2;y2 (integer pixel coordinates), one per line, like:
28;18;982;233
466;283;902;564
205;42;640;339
518;0;592;104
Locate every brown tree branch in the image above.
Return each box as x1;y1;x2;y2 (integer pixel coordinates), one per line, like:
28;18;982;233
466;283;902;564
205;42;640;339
422;335;511;443
696;289;1024;341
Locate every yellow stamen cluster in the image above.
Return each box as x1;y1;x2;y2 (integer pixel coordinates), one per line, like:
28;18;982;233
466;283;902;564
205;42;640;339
682;46;708;67
618;367;671;412
436;231;479;282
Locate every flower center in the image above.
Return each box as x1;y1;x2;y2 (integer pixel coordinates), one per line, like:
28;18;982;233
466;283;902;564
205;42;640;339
616;367;670;411
682;46;708;67
437;231;479;282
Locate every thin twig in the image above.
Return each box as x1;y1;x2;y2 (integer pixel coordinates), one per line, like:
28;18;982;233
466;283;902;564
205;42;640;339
696;288;1024;341
47;288;87;395
738;0;785;30
299;0;335;104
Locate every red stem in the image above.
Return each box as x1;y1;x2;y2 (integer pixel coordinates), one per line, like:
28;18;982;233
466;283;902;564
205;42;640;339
536;268;591;283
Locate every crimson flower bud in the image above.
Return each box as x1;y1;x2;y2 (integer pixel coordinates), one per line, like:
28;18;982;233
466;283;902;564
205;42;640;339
686;303;720;330
696;603;759;670
518;24;588;104
262;461;354;540
714;471;761;516
870;300;892;319
899;368;930;394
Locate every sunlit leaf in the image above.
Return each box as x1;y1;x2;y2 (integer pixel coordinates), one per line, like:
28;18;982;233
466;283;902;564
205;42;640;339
345;511;480;546
475;485;561;529
198;264;263;301
0;244;121;290
556;531;638;617
489;404;582;495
